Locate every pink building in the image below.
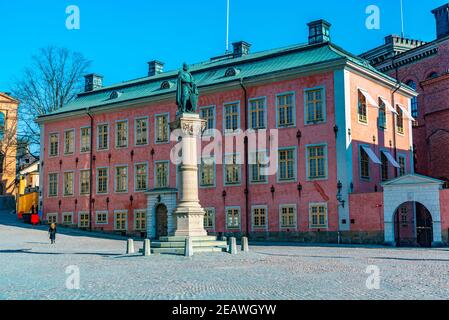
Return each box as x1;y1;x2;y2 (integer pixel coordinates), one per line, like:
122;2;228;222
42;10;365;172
37;20;419;244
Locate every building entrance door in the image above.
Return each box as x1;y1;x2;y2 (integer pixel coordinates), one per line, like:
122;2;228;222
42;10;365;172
155;204;168;238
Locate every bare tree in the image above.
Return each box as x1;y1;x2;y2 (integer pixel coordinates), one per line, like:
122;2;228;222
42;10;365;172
12;46;91;147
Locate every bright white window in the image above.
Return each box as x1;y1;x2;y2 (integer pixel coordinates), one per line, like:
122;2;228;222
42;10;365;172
135;118;149;146
63;172;74;196
226;207;240;229
204;208;215;230
115;166;128;193
49;133;59;157
134;209;146;231
64;130;75;155
80;127;91;153
115;120;128;148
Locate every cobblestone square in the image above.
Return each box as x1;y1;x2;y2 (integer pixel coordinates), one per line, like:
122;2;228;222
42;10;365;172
1;211;448;300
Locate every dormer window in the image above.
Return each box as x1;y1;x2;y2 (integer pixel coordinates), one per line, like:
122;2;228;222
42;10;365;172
224;67;240;77
109;91;122;99
160;81;174;90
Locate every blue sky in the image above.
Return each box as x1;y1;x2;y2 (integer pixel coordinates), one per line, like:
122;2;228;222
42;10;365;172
0;0;446;92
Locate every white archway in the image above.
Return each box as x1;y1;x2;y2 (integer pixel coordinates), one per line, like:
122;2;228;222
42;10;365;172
382;174;444;246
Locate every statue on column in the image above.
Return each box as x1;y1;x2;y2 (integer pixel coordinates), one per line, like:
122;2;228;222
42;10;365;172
176;63;199;114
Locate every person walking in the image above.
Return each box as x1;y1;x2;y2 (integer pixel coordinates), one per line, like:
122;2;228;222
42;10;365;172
49;223;57;244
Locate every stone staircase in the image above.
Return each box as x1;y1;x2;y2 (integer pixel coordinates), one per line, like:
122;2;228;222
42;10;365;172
148;236;228;255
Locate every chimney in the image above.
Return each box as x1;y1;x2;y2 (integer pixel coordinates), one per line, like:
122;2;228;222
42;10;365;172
432;4;449;39
307;20;331;45
232;41;251;58
148;60;165;77
84;74;103;92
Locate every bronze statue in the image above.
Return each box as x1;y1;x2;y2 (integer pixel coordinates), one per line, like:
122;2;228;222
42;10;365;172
176;63;199;114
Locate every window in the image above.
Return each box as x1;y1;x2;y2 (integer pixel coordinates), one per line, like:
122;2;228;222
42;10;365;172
97;168;108;194
200;106;215;132
378;98;387;129
360;147;370;180
251;151;268;183
115;120;128;148
396;106;404;134
63;172;74;196
305;88;324;124
155;114;169;143
48;173;58;197
47;214;57;224
135;118;148;146
224;103;240;133
78;212;90;228
97;124;109;150
135;209;146;231
249;98;266;129
398;155;406;176
307;145;327;179
400;207;408;224
135;163;148;192
277;93;294;127
252;206;267;228
309;204;328;228
114;211;127;231
0;112;4;140
62;213;73;225
115;166;128;193
80;170;90;195
64;130;75;155
226;207;240;229
225;154;241;185
96;211;108;225
406;81;418;118
278;149;295;181
280;205;296;228
200;157;215;187
80;127;91;153
204;208;215;229
381;152;389;181
155;161;169;188
358;90;367;123
49;133;59;157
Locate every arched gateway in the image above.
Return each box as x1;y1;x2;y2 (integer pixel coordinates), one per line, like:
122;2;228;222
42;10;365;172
383;174;444;247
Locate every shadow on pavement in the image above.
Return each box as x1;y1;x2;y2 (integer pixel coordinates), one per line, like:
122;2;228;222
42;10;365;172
0;248;122;257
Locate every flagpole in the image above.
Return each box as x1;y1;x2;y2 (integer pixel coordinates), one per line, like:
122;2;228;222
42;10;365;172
226;0;230;53
400;0;405;37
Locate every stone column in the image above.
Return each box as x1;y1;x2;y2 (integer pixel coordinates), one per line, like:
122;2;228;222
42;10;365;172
170;113;207;237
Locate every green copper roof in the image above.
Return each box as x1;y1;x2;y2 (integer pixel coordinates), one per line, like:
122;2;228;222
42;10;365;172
39;42;406;119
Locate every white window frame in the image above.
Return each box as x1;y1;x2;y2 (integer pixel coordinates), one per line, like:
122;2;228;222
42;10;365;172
79;169;91;196
96;123;110;151
95;211;109;225
223;153;242;186
134;117;149;146
134;162;148;192
248;96;267;130
115;119;129;149
78;211;90;228
48;172;59;198
64;128;76;155
80;126;92;153
154;160;170;188
62;212;74;225
309;202;328;229
48;132;60;157
223;101;241;135
154;113;170;144
96;167;109;195
46;213;58;224
199;156;216;188
114;165;129;193
114;210;128;231
279;204;297;229
200;105;216;136
277;147;297;183
276;91;296;128
252;205;268;230
204;207;216;231
63;171;75;197
134;209;147;231
225;206;241;230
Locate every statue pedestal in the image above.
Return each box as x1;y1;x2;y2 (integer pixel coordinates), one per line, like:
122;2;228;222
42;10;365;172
170;113;207;237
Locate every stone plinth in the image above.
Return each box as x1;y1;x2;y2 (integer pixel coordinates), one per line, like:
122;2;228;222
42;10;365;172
170;113;207;237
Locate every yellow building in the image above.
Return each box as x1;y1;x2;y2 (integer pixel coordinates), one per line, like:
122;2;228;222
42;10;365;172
0;92;18;196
